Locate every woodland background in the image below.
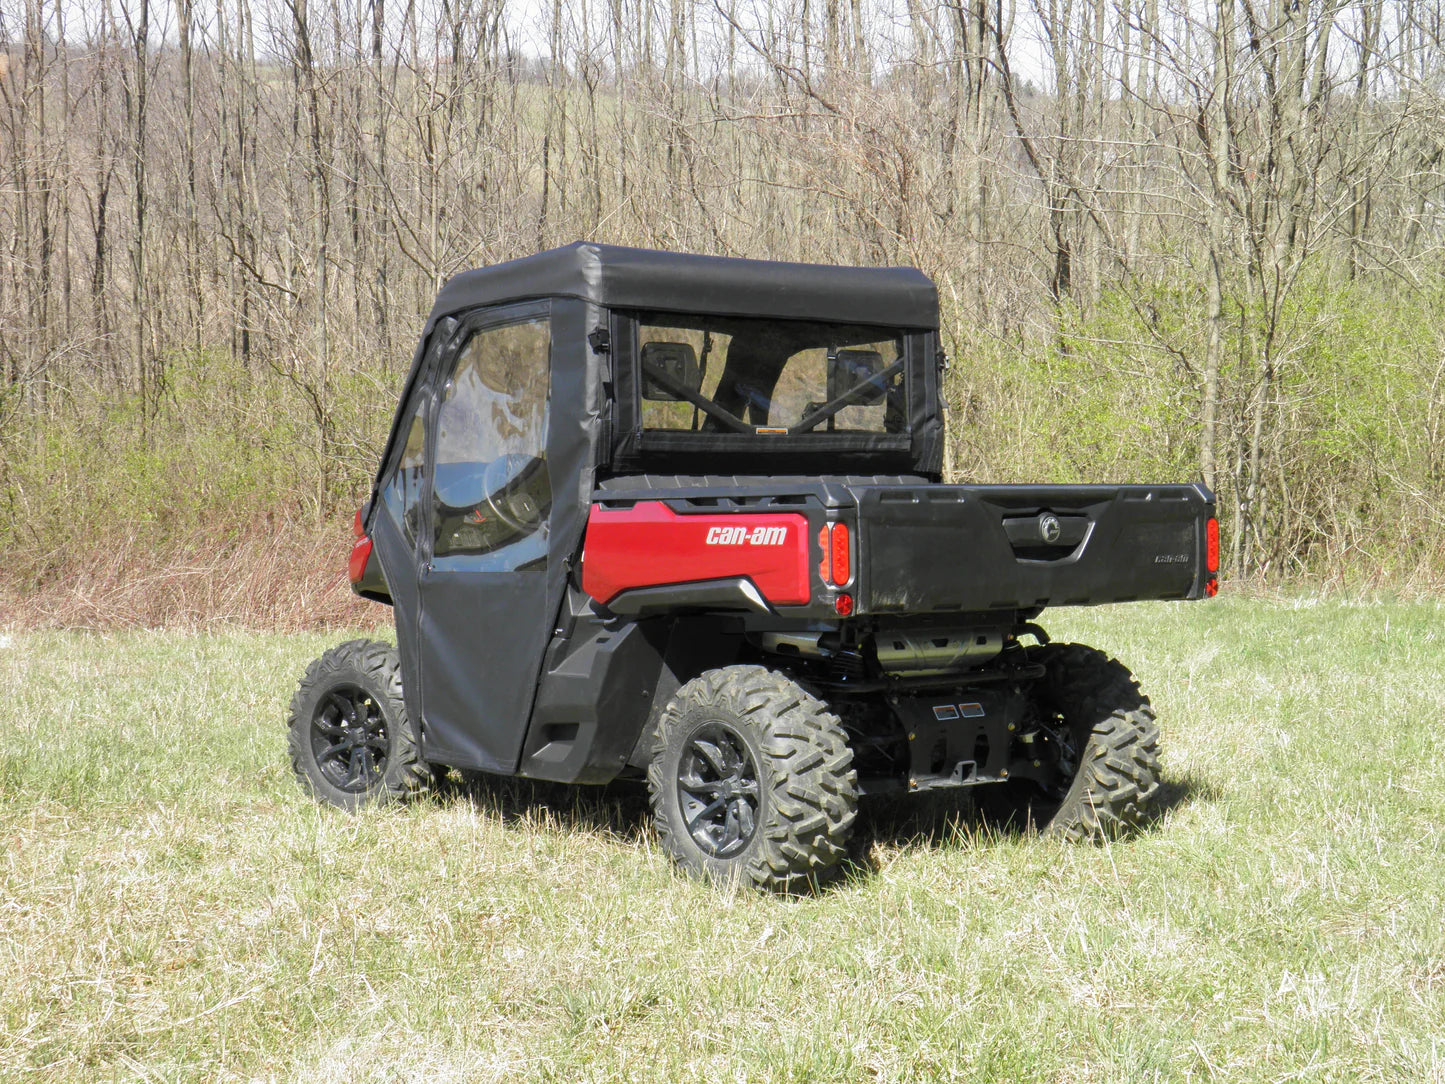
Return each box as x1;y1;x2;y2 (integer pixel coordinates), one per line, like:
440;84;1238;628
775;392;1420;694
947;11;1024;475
2;0;1444;626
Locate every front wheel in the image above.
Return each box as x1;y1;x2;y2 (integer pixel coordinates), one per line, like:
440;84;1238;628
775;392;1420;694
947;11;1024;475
287;639;431;810
648;665;858;893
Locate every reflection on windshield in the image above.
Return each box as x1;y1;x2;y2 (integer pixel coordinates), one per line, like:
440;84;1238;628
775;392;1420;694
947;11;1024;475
637;313;906;435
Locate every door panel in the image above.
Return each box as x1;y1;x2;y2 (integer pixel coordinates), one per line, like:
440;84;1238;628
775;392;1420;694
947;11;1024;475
415;574;552;772
415;304;555;772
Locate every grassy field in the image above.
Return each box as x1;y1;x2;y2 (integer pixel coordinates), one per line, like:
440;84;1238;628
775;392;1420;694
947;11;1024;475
1;596;1442;1081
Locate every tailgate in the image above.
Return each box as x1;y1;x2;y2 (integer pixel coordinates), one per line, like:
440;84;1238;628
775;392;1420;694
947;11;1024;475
857;483;1215;613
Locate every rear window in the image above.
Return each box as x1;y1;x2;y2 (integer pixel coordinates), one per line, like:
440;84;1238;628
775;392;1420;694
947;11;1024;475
634;313;907;437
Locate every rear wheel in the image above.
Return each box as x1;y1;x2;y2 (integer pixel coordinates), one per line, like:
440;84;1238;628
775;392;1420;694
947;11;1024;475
287;639;431;810
648;665;858;893
986;643;1160;840
1032;643;1161;840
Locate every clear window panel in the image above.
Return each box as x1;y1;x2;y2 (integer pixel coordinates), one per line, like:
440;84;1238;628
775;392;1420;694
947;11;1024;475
432;317;551;569
637;315;905;435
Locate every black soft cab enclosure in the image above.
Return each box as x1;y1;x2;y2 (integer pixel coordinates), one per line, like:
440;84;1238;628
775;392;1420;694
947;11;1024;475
291;243;1218;893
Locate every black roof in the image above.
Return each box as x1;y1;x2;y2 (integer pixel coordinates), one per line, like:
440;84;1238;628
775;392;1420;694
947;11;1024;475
427;242;939;329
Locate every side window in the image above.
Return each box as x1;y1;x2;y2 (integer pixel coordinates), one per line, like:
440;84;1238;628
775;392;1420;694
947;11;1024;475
432;316;551;570
380;397;428;547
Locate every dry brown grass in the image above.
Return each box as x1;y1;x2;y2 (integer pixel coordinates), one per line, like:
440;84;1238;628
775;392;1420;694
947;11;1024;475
0;521;386;632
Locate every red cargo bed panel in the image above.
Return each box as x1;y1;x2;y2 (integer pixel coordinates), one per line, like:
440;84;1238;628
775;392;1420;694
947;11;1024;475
581;502;811;607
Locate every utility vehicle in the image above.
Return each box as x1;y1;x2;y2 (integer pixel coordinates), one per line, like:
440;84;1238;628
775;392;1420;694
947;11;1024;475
289;242;1218;891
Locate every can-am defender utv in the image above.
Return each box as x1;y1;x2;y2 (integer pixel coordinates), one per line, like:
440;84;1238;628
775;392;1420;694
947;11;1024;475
289;242;1218;892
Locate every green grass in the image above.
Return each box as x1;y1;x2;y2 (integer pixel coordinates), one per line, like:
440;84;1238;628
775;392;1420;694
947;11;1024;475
2;597;1443;1080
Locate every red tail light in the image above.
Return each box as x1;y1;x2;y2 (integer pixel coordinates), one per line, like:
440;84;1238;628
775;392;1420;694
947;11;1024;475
348;507;373;584
829;523;851;586
1205;517;1219;573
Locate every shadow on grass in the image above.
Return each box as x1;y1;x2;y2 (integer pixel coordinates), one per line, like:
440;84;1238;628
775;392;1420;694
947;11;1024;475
431;769;653;841
844;769;1218;876
427;766;1219;892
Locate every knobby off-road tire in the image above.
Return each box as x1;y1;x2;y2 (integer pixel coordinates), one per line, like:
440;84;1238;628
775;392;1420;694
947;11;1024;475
1033;642;1161;842
287;639;431;811
648;665;858;893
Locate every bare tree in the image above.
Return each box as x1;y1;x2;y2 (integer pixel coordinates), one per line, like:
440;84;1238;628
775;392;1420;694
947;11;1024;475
1;0;1442;574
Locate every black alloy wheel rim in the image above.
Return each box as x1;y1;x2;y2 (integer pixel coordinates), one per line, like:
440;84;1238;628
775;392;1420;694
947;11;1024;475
676;722;761;858
311;683;389;792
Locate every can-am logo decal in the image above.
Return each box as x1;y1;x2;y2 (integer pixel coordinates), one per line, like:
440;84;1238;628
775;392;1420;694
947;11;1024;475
705;525;789;546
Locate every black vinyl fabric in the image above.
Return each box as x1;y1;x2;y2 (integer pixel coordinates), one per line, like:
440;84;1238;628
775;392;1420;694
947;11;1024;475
374;298;603;773
428;242;939;330
371;497;427;733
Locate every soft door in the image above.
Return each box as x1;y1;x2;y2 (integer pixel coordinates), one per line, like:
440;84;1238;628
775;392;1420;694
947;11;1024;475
415;304;555;772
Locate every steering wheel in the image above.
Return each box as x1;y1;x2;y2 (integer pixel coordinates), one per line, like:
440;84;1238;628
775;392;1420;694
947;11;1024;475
483;454;545;532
